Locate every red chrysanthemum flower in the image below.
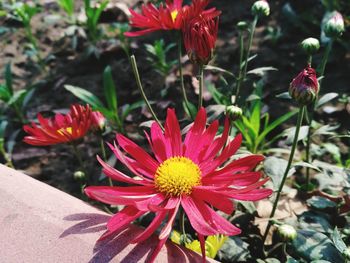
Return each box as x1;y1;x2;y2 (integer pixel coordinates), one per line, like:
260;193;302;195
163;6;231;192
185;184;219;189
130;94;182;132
85;108;272;262
125;0;184;37
23;104;93;146
289;65;319;106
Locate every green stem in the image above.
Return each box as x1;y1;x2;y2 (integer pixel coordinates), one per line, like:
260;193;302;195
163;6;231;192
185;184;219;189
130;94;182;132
179;208;188;245
234;30;245;102
72;143;88;183
305;40;333;185
26;26;46;72
100;137;113;186
177;34;194;120
236;16;258;106
0;147;14;168
307;55;312;66
130;55;164;131
198;64;204;110
262;106;305;244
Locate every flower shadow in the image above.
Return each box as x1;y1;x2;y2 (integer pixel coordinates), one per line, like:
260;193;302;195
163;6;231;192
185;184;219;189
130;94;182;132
61;213;204;263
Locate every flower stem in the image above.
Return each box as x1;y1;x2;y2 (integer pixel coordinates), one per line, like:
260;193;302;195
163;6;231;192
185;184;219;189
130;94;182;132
234;30;245;101
177;33;194;120
262;106;305;244
235;15;258;106
305;40;333;186
198;64;204;110
100;137;113;187
71;143;88;183
130;55;164;131
179;208;188;245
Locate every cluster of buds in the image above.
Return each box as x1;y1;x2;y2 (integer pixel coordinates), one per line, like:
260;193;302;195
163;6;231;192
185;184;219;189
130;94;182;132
324;11;345;39
289;65;319;106
301;37;320;55
251;0;270;17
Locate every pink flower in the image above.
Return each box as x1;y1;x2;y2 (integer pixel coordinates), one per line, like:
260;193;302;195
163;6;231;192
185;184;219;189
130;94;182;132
91;111;106;131
85;108;272;262
23;104;92;146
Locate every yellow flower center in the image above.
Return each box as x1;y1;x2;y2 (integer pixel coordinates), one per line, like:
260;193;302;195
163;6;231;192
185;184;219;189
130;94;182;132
57;127;73;135
154;157;201;196
171;10;178;22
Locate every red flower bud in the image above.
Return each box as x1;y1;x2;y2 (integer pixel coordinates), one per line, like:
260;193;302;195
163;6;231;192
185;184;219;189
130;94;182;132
289;65;319;106
183;16;219;65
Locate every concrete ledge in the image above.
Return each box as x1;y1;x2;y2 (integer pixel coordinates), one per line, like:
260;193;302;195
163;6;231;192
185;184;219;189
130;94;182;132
0;164;215;263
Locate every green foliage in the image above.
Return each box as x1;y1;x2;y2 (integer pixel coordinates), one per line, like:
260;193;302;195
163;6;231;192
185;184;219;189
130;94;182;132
84;0;109;43
145;39;177;77
58;0;75;20
0;63;33;123
65;66;144;132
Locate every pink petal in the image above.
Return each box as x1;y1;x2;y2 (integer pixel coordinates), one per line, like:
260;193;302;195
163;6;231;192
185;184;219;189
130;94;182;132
197;233;206;263
164;108;182;156
228;189;273;201
134;193;166;211
116;133;159;175
84;186;156;205
97;155;150;185
203;171;262;187
192;188;234;214
193;197;241;235
107;206;145;233
181;196;217;236
131;210;167;243
150;122;170;161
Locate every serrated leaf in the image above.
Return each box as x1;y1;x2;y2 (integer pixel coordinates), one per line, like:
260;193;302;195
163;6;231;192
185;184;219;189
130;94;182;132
217;236;250;262
307;196;336;210
264;156;296;190
298;211;332;234
290;230;343;262
331;227;347;254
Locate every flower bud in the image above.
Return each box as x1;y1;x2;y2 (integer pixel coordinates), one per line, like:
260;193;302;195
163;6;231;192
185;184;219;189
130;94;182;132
344;248;350;260
91;111;106;132
301;38;320;55
74;170;86;181
251;0;270;17
237;21;248;31
277;224;297;242
225;105;242;122
289;65;319;106
324;11;345;38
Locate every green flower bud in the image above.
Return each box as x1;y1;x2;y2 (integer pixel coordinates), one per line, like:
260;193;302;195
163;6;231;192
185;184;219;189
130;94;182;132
252;0;270;17
225;105;243;122
324;11;345;38
344;248;350;260
74;170;85;181
237;21;248;31
277;224;297;242
301;38;320;55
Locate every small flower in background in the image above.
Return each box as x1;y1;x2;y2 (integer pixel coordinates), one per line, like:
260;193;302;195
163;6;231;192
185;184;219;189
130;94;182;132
289;65;319;106
23;104;92;146
251;0;270;17
225;105;243;122
324;11;345;39
124;0;184;37
171;231;228;259
301;37;320;55
277;224;297;242
85;108;272;262
183;16;219;65
91;111;106;132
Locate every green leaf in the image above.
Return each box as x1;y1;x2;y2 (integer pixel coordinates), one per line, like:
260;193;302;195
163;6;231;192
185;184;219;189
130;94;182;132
204;65;234;76
206;82;226;105
64;85;105;109
331;227;347;254
298;211;332;234
92;0;109;27
121;100;145;121
0;85;12;102
276;92;292;99
182;101;197;120
0;120;8;138
290;230;343;262
264;156;296;190
316;93;338;108
235;119;253;150
5;63;13;95
103;66;118;113
307;196;336;210
217;236;251;262
247;66;278;76
256;110;298;147
284;125;309;145
250;100;261;136
7;89;26;106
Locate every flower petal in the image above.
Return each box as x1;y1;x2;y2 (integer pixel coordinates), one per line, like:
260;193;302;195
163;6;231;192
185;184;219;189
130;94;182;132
107;206;145;233
164;108;182;156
